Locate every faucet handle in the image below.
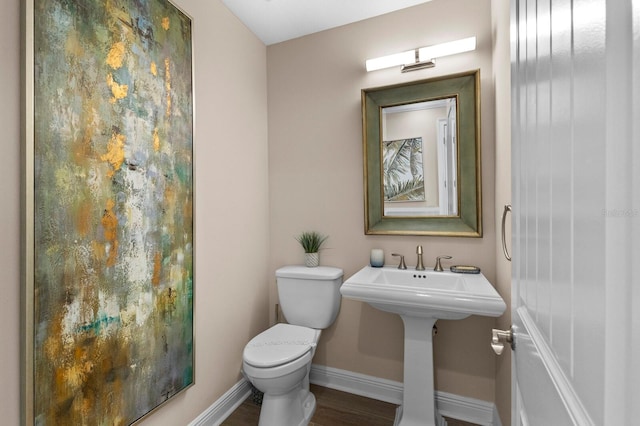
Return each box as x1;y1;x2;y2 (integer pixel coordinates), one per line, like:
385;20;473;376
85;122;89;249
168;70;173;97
391;253;407;270
434;255;452;272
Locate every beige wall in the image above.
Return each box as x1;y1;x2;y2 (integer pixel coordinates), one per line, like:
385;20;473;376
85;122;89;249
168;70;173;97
1;0;21;423
1;0;271;424
268;0;500;403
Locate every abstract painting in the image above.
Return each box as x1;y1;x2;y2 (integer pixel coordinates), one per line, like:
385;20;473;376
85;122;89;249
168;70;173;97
25;0;193;424
382;137;426;202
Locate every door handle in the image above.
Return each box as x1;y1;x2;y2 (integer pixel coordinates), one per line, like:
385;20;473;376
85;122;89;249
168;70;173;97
501;204;512;261
491;327;515;355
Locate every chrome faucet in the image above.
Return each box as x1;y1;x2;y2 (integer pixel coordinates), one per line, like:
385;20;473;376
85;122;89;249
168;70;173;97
416;245;425;270
434;255;452;272
391;253;407;269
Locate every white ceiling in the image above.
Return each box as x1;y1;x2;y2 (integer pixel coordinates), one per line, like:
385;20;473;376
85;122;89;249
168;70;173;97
221;0;433;46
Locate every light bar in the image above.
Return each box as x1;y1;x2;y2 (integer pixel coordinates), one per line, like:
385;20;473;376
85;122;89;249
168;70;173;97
365;36;476;72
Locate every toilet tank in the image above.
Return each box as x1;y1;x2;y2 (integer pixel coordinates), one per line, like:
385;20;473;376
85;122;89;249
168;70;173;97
276;265;344;329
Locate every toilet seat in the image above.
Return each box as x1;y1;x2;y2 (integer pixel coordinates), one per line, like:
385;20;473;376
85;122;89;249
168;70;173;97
243;350;313;380
244;323;320;367
243;324;320;379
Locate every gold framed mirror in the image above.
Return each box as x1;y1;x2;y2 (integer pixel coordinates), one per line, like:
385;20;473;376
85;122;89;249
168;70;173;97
362;70;481;236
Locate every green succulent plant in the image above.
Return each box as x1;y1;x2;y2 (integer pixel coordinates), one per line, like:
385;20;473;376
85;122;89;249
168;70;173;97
295;231;328;253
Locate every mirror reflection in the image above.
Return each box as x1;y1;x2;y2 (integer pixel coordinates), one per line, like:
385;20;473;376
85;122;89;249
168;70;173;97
382;98;458;217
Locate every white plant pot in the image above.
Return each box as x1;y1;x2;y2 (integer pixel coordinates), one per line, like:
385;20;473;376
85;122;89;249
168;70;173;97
304;252;319;267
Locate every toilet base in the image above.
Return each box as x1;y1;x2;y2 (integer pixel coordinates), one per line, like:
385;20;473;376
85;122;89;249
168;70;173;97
257;385;316;426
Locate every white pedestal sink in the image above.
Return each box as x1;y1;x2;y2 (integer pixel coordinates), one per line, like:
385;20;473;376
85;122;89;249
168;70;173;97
340;266;506;426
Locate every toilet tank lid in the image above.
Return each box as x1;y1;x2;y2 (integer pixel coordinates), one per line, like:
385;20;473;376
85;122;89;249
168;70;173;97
276;265;343;280
243;324;319;368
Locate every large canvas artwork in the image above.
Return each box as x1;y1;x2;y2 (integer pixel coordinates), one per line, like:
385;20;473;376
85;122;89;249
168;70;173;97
24;0;194;424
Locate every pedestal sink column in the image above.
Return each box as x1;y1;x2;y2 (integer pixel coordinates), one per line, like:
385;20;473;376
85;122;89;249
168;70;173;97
340;266;507;425
398;315;438;426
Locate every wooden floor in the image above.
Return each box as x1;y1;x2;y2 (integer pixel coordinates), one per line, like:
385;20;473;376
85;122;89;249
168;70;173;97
221;384;478;426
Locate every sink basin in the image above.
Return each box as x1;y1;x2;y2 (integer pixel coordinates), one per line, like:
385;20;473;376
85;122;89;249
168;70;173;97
340;265;506;320
365;267;466;289
340;265;506;426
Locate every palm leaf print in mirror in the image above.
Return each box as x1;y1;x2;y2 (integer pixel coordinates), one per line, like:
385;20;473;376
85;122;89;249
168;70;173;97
382;137;426;202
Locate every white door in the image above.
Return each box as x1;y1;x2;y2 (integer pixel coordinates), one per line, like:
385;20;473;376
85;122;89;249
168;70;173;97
510;0;640;425
436;118;449;214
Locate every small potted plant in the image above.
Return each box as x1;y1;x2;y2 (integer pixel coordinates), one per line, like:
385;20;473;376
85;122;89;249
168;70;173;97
296;231;328;267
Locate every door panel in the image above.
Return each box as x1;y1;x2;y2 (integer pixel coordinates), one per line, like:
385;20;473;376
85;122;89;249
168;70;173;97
509;0;637;424
632;3;640;423
513;309;576;425
548;0;573;375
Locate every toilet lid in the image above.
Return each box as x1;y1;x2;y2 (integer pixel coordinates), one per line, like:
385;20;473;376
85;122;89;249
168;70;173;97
276;265;343;280
243;324;319;368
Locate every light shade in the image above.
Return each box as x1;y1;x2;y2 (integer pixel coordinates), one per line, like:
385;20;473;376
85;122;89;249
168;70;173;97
366;49;415;72
365;36;476;72
418;37;476;62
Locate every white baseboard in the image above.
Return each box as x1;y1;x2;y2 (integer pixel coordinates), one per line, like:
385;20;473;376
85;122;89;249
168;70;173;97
310;364;501;426
309;363;403;404
435;388;501;426
191;365;502;426
189;379;252;426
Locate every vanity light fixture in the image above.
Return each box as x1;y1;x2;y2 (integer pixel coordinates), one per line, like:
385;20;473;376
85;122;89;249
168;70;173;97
365;36;477;72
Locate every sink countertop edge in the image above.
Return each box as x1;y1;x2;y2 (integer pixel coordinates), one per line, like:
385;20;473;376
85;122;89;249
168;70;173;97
341;266;507;318
340;285;506;318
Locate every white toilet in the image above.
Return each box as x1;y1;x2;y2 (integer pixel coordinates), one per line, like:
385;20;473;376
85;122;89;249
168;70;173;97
242;265;343;426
